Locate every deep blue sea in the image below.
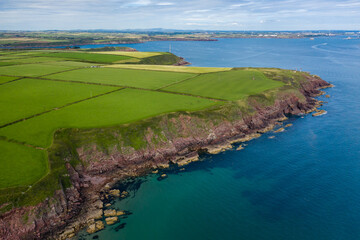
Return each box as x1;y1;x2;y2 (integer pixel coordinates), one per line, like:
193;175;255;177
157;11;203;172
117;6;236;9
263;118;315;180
78;37;360;240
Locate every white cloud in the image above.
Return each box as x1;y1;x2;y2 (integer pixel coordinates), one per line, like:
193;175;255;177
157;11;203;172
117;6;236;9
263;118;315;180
156;2;174;6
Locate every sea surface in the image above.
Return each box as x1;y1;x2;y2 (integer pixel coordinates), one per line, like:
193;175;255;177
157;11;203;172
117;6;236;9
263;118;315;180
78;37;360;240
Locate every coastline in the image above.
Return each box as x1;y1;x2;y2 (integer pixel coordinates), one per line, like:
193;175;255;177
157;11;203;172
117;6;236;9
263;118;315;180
0;71;333;240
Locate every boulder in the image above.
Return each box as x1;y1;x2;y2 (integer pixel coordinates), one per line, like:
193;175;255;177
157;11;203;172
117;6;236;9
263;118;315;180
109;189;120;197
105;216;118;225
104;209;117;217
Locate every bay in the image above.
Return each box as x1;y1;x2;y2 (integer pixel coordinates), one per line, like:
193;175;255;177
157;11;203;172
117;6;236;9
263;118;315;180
78;37;360;240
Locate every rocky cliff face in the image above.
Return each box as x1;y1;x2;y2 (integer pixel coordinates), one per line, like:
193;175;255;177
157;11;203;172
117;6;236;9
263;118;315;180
0;74;331;240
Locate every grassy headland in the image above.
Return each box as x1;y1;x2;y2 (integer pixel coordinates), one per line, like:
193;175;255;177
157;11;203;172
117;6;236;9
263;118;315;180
0;48;327;219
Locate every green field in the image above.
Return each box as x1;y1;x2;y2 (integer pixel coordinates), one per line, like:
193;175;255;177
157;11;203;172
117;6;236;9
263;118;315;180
0;76;19;84
0;49;287;210
105;64;232;73
0;88;217;148
0;63;78;77
0;140;48;189
92;51;164;58
164;69;284;100
1;56;66;64
47;67;196;89
0;78;117;126
33;51;134;63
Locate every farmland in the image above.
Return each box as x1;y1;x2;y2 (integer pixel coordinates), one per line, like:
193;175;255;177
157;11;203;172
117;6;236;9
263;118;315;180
163;69;284;100
0;49;287;211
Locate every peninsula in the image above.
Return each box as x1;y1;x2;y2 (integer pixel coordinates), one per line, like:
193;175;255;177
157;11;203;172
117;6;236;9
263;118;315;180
0;48;332;239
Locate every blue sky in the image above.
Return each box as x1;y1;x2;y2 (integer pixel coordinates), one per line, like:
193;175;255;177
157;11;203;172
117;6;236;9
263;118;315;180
1;0;359;30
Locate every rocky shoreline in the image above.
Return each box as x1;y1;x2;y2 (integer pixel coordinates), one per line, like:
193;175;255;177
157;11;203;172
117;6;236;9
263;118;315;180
0;74;332;240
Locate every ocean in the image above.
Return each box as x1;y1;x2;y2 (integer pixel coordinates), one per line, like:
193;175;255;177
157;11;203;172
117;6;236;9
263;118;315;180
77;37;360;240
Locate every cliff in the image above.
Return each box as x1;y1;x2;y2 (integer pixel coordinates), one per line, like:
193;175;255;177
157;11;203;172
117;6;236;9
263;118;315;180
0;70;332;240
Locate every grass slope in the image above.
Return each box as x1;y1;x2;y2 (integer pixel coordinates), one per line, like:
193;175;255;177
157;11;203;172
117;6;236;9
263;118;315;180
164;69;284;100
0;88;217;148
47;67;196;89
0;78;118;126
0;140;48;189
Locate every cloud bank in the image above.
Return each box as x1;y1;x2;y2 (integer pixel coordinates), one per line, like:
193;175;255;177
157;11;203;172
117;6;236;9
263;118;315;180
0;0;359;30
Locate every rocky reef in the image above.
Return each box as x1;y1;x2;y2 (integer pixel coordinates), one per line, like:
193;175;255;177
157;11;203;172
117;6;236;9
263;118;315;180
0;71;332;240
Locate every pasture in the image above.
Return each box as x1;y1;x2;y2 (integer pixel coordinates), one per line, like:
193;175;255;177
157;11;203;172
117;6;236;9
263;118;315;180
0;76;19;84
33;51;134;63
46;67;196;89
0;140;47;189
0;88;217;148
163;69;284;100
0;63;78;77
92;51;164;58
105;64;232;73
0;78;117;126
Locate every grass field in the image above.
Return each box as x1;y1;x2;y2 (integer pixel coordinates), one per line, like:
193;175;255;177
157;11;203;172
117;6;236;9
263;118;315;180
105;64;232;73
0;88;217;148
0;76;19;84
0;78;117;126
47;67;196;89
0;49;287;210
1;57;66;64
0;140;48;189
0;63;79;77
91;51;164;58
163;69;284;100
33;51;134;63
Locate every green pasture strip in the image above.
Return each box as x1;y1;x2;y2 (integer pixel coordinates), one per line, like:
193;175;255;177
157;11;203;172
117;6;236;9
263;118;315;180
0;88;217;148
42;61;100;67
33;51;134;63
0;76;20;84
104;64;232;73
164;69;284;101
0;63;80;77
0;140;48;189
46;67;196;89
1;57;67;64
0;62;21;67
90;51;164;58
0;78;118;126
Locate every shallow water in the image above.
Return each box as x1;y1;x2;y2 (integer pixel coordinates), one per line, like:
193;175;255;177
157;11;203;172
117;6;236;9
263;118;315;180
78;37;360;240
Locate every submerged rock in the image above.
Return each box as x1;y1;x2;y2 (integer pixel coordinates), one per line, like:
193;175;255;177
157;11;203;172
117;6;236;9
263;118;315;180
274;128;285;133
285;124;293;128
312;110;327;117
236;145;244;151
120;191;129;198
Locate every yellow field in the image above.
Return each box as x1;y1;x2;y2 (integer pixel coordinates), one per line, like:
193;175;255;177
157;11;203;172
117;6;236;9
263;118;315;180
91;51;164;58
104;64;232;73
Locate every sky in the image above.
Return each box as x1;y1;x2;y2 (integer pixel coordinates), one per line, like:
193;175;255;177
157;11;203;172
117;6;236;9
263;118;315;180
0;0;360;30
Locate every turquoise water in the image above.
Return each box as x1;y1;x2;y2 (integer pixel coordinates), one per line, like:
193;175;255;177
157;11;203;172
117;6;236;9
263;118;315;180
78;38;360;240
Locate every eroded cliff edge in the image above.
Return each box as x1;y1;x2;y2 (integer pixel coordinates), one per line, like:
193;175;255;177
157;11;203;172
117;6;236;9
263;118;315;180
0;69;332;240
